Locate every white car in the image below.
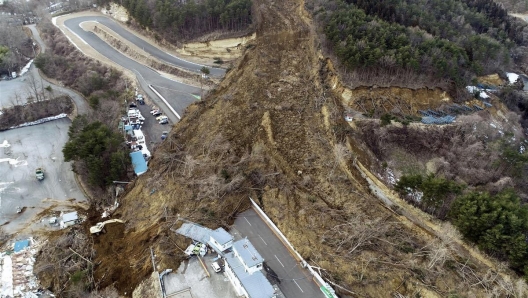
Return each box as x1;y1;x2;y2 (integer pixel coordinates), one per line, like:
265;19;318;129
211;262;221;273
156;115;168;121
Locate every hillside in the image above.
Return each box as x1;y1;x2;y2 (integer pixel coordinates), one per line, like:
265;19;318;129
78;0;528;297
308;0;528;91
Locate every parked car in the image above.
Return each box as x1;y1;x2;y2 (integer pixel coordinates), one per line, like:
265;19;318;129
161;131;168;140
156;115;168;121
211;262;221;273
159;118;169;125
138;99;145;105
152;110;162;116
35;168;44;181
129;102;137;108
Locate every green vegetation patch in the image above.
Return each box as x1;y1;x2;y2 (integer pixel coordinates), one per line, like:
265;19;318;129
63;116;130;188
450;190;528;275
313;0;527;87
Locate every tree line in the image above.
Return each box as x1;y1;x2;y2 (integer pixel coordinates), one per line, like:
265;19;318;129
110;0;252;41
309;0;528;88
396;174;528;277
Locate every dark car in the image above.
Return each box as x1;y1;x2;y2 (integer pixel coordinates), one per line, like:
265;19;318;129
129;102;137;108
161;131;168;140
159;118;169;125
138;99;145;105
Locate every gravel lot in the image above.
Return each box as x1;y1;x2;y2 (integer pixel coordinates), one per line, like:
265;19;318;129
0;118;86;235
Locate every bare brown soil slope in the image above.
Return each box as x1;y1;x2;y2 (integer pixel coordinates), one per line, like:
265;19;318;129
94;0;527;297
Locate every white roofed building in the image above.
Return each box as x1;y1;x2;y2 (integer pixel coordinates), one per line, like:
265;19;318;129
224;238;275;298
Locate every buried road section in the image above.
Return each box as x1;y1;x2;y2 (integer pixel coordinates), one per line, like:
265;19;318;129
0;118;87;235
232;209;325;298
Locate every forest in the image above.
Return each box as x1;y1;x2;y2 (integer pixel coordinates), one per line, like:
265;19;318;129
308;0;528;88
105;0;252;42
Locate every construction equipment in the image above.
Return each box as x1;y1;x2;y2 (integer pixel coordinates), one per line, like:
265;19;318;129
90;219;125;234
35;168;44;180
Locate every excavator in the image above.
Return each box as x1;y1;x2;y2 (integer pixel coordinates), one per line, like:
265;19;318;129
90;219;125;234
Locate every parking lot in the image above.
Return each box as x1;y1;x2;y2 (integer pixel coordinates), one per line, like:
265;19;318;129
128;93;173;152
162;254;238;298
0;70;43;109
0;118;86;235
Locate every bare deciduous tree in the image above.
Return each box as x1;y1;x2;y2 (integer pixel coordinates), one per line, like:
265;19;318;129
322;215;389;258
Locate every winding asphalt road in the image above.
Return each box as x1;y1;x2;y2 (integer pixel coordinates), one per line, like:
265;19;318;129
60;15;219;120
64;16;225;77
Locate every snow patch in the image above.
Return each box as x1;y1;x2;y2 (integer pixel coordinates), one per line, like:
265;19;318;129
0;140;10;148
19;59;33;76
386;168;396;185
0;157;28;167
0;255;13;297
9;113;68;130
506;72;519;84
479;92;489;99
466;86;479;93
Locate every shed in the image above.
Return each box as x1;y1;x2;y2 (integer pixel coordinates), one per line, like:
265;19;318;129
60;211;79;229
13;239;30;253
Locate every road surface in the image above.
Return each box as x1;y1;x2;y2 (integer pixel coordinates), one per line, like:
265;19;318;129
63;16;225;77
59;14;209;121
232;209;325;298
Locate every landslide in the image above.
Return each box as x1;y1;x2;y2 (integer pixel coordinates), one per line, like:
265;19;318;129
93;0;527;296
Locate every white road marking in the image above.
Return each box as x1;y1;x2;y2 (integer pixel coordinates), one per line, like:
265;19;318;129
244;217;252;226
293;280;304;292
258;235;267;245
274;255;284;267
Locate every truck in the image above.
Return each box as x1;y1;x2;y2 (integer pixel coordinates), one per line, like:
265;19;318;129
35;168;44;180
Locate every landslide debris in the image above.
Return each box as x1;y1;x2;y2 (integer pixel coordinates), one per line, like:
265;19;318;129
91;0;528;296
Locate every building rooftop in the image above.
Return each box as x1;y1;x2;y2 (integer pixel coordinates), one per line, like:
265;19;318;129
225;251;275;298
176;222;212;244
13;239;30;253
211;228;233;245
233;239;264;268
62;211;78;223
130;151;147;175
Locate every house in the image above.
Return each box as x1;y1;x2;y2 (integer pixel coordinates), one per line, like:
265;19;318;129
224;239;275;298
209;228;234;252
60;211;78;229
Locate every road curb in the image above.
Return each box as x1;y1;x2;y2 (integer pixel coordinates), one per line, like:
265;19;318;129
148;84;181;119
